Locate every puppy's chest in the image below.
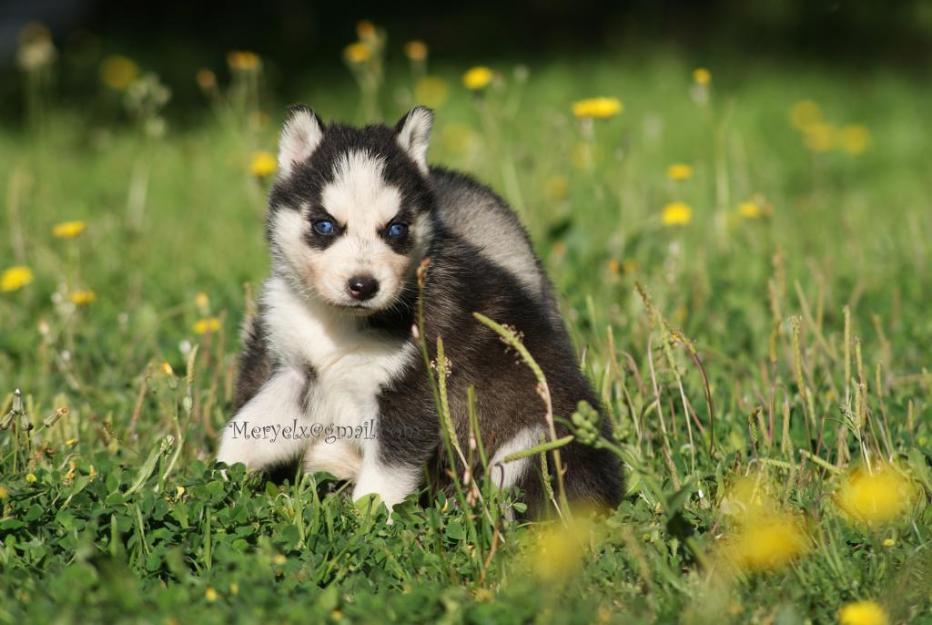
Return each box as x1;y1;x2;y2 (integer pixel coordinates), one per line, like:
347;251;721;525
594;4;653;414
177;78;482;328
263;281;413;426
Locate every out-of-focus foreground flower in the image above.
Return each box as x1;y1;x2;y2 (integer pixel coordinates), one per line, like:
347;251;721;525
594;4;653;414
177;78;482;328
835;463;919;527
838;600;889;625
717;474;809;573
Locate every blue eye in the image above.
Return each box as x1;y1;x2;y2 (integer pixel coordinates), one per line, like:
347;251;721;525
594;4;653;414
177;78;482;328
387;223;408;238
313;220;335;236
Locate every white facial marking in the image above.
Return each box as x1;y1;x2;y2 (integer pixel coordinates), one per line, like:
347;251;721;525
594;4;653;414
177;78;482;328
308;150;408;309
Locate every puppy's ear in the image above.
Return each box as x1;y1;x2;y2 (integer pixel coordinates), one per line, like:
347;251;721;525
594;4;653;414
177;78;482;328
278;105;323;178
394;106;433;175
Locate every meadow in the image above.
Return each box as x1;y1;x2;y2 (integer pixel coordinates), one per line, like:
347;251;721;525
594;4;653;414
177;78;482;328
1;22;930;625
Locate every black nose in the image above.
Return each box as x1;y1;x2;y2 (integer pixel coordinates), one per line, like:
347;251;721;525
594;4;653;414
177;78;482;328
347;275;379;301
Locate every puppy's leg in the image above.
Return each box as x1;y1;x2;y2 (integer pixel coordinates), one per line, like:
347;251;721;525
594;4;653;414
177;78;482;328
352;438;421;510
303;440;363;481
217;367;309;470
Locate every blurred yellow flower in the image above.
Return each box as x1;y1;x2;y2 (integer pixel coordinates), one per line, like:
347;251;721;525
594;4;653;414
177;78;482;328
344;42;372;64
693;67;711;86
717;473;810;573
532;518;593;584
666;163;693;181
463;66;494;91
722;516;808;572
194;317;222;335
572;97;623;120
790;100;823;129
53;220;86;239
838;600;888;625
227;50;260;72
803;122;836;152
273;553;287;565
26;473;37;483
195;291;210;313
1;266;34;292
840;125;871;155
0;485;7;499
205;586;219;602
69;290;96;306
835;464;918;527
738;200;762;219
249;151;277;178
160;361;174;376
661;201;692;226
882;537;895;548
404;40;428;62
100;55;139;91
414;76;449;108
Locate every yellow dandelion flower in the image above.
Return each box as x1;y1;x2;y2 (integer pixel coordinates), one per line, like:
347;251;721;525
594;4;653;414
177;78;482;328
790;100;822;129
840;125;870;155
414;76;449;108
738;200;762;219
356;20;376;40
204;587;219;602
273;553;287;565
195;291;210;312
661;201;693;226
65;438;78;447
404;40;428;62
69;290;96;306
693;67;711;86
344;42;372;64
52;220;87;239
803;122;836;152
160;361;174;376
722;515;808;572
463;66;494;91
835;464;918;527
666;163;693;181
838;600;888;625
571;97;623;120
882;537;895;548
25;473;37;484
100;55;139;91
532;518;593;584
0;485;8;499
1;266;34;292
193;317;222;335
226;50;260;72
249;150;277;178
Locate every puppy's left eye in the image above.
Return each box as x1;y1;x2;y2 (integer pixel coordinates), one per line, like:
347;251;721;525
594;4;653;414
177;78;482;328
386;223;408;238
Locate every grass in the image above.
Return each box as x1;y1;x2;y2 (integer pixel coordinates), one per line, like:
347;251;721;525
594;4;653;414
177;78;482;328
1;33;931;624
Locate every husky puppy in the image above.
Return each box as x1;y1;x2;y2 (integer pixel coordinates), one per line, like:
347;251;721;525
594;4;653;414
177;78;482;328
217;105;621;515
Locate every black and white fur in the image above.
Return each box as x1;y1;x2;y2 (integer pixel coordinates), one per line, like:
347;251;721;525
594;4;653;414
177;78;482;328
217;105;621;515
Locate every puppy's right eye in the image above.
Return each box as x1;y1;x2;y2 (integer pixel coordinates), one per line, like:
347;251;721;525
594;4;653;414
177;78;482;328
313;219;336;236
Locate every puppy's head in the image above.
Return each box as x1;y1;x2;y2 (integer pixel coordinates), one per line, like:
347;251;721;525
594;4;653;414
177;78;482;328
267;106;435;314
